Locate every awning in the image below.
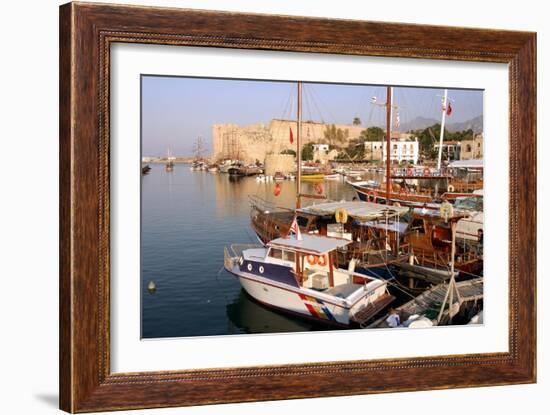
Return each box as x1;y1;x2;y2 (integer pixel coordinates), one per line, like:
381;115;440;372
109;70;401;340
268;234;351;255
298;200;409;221
447;159;484;169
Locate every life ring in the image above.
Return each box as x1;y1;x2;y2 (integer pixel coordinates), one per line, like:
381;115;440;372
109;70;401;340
423;167;431;176
273;183;281;196
314;183;324;195
335;207;348;224
399;187;408;195
317;255;327;267
439;201;454;221
407;168;414;176
368;190;377;203
447;184;455;192
307;255;317;265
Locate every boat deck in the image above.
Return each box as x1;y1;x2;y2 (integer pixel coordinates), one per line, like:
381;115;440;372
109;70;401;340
369;277;483;328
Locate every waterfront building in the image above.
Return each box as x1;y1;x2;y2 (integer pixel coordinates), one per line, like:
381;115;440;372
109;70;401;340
460;133;484;160
363;133;418;163
434;141;461;162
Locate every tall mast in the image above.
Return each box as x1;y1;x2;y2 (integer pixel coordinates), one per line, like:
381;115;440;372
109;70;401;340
437;89;448;170
385;86;393;205
296;81;302;209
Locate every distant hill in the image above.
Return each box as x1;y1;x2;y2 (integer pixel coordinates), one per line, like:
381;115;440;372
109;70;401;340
401;115;483;134
446;115;483;134
400;116;439;132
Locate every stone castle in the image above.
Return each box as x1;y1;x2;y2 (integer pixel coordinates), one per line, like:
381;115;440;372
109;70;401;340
212;119;366;164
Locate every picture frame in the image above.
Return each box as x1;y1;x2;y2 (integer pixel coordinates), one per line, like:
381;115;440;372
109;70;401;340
59;2;536;412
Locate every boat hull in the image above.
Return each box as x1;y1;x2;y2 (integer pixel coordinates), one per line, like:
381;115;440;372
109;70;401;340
236;274;350;326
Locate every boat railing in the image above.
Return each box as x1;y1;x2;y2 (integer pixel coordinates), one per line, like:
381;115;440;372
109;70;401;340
248;195;293;213
228;243;263;258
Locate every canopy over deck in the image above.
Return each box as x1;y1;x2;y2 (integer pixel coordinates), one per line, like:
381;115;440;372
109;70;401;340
448;159;484;169
268;234;351;255
411;207;470;222
297;201;409;221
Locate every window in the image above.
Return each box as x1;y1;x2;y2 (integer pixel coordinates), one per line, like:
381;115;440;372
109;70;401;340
269;248;282;259
283;251;296;263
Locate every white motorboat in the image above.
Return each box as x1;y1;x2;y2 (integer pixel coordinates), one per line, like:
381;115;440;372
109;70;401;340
224;233;394;327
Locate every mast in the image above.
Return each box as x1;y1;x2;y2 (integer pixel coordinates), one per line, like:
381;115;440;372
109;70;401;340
385;86;393;205
437;89;448;170
296;81;302;209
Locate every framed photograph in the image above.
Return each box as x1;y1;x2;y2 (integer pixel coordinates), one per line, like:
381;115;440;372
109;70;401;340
59;2;536;412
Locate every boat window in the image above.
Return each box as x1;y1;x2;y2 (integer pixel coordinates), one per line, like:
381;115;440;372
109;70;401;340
269;248;283;259
283;251;296;263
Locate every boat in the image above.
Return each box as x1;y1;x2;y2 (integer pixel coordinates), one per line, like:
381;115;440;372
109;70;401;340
224;233;395;327
404;206;482;275
301;173;325;181
141;164;151;175
165;148;175;172
249;197;410;278
346;176;482;208
323;173;340;180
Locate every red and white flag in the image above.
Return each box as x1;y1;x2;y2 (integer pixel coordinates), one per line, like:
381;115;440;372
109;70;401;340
446;101;452;116
289;127;294;144
288;217;303;241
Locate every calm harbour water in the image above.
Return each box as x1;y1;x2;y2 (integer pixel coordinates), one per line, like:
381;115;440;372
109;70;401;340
141;163;361;338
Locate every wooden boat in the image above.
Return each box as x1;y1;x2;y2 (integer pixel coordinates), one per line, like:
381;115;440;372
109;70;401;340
404;208;482;275
347;178;482;209
224;234;395;327
249;198;410;277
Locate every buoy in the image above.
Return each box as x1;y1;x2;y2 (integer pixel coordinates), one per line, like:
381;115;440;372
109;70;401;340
307;255;317;265
335;207;348;224
273;183;281;196
147;280;157;293
314;183;324;195
317;255;327;267
447;184;455;192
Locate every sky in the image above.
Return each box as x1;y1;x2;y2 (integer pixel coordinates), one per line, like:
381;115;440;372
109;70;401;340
142;75;483;157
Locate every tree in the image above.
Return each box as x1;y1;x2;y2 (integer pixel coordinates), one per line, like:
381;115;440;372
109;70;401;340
301;143;314;161
323;124;349;146
360;126;385;142
352;117;362;126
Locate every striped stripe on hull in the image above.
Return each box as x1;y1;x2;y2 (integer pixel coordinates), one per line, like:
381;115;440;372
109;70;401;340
238;276;351;326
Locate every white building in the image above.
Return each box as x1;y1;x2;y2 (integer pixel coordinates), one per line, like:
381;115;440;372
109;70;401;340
312;143;330;152
381;139;419;164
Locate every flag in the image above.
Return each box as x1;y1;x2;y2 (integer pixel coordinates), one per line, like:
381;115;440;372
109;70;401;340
446;101;452;116
289;127;294;144
288;217;303;241
395;111;400;129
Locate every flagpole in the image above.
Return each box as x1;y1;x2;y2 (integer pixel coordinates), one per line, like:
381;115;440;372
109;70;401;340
296;81;302;209
437;89;448;170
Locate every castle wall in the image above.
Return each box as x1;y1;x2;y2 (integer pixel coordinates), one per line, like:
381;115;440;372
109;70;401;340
212;119;365;164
